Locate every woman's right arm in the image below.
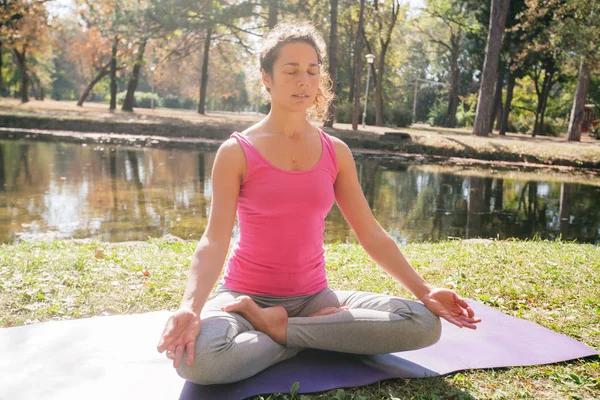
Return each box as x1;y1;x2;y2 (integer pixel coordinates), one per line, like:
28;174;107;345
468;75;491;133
179;138;245;314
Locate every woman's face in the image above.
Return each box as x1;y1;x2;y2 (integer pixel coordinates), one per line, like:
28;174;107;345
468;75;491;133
262;41;320;112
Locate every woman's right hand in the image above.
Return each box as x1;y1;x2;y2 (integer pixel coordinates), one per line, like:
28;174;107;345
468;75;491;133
156;308;202;368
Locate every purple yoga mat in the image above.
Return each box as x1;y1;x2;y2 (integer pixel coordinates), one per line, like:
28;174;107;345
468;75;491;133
179;299;599;400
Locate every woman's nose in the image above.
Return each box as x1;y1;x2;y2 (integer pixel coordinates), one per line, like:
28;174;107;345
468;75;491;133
297;71;310;87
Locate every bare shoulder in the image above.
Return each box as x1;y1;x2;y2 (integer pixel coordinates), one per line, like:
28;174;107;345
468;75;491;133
217;137;244;158
328;134;350;151
326;134;354;167
213;136;246;179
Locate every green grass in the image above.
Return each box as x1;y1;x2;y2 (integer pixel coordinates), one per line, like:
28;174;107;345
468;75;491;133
1;239;599;399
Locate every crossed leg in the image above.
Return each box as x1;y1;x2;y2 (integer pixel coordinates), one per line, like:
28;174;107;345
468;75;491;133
176;288;441;385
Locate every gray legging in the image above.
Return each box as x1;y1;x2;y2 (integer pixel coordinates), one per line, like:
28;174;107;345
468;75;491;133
176;285;442;385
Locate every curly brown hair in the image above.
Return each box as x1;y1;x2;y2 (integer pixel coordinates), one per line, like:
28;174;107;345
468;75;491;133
258;21;334;122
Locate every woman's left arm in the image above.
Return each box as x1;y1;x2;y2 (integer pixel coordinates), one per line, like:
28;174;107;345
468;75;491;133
332;139;480;329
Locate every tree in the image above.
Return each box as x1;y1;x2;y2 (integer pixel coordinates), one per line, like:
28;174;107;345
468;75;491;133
78;0;132;110
198;22;212;115
351;0;366;130
1;1;52;103
498;57;522;135
362;0;405;126
65;25;114;106
496;0;527;135
121;0;160;112
472;0;510;136
529;53;564;137
568;59;591;141
267;0;278;29
324;0;339;127
556;0;600;141
418;0;476;128
0;1;28;97
512;0;567;136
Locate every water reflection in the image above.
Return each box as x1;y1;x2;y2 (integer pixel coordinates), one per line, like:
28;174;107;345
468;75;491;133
1;140;599;244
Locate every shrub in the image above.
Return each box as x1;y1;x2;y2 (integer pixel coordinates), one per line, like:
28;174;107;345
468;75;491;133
385;104;413;127
508;114;534;134
456;102;475;128
543;118;566;137
116;91;160;108
182;97;196;110
334;102;376;125
428;100;447;126
334;102;353;123
135;92;160;109
116;91;128;106
161;94;181;109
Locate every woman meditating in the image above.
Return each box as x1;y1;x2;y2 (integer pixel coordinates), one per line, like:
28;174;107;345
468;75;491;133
156;21;481;385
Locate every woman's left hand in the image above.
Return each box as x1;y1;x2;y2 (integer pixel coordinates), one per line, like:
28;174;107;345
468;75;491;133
419;288;482;329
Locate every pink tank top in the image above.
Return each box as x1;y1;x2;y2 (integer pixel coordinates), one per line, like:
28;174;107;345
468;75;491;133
221;128;338;296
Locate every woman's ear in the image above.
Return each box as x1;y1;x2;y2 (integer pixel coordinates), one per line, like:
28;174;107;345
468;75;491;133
261;68;272;90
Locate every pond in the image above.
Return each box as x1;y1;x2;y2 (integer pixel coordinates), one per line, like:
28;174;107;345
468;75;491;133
1;139;599;244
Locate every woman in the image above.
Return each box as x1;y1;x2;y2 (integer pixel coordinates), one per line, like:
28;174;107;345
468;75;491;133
156;21;481;385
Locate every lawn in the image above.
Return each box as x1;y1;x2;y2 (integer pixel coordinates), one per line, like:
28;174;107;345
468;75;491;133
1;238;598;399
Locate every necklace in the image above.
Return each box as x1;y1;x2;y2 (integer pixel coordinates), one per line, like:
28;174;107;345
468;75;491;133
291;120;310;164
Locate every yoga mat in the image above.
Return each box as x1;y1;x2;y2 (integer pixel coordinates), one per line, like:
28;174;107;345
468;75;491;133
0;300;597;400
180;299;599;399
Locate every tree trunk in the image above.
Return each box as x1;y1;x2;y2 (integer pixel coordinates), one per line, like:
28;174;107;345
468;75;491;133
33;75;42;100
324;0;338;128
13;47;28;103
374;58;384;126
347;14;356;104
348;53;356;103
490;60;506;132
539;88;549;136
268;0;278;29
78;63;111;106
567;59;590;142
499;71;515;135
495;93;503;129
533;71;553;137
0;145;5;191
30;76;39;100
109;35;118;111
351;0;365;130
0;42;4;97
122;39;147;112
198;26;212;115
444;44;459;128
473;0;510;136
374;1;400;127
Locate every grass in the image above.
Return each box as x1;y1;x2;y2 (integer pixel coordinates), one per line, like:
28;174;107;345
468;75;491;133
1;238;598;399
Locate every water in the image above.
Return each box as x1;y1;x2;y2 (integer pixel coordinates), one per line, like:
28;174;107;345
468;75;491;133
1;140;599;244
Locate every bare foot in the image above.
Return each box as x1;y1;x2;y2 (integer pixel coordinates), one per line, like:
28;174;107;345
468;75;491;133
221;296;288;345
308;306;349;317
